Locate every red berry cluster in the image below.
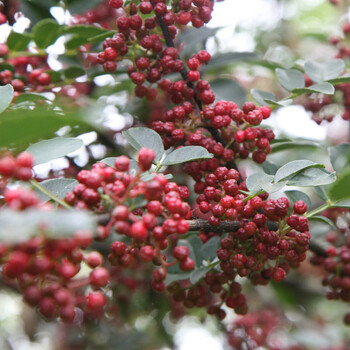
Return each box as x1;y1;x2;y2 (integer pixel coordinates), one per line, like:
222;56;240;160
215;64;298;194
153;100;273;167
225;308;336;350
94;1;215;102
302;22;350;124
65;149;195;292
1;231;111;322
0;152;33;183
0;52;53;97
0;152;117;321
165;193;310;319
310;207;350;325
70;0;115;27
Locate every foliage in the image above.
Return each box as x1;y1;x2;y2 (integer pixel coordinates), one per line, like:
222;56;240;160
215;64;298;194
0;0;349;349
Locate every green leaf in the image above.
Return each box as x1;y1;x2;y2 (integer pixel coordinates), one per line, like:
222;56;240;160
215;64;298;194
304;61;324;83
286;168;336;187
274;160;325;183
314;186;329;201
162;146;213;166
101;157;117;168
122;127;164;162
6;32;31;51
178;238;198;267
26;137;83;165
87;30;117;43
63;25;109;39
0;63;15;73
324;59;346;80
127;195;147;211
257;174;287;193
20;0;55;25
63;66;86;79
65;35;87;50
211;79;246;108
327;74;350;85
284;190;311;209
32;19;62;48
47;70;62;83
164;272;192;286
251;88;277;106
0;84;14;114
309;215;337;229
178;27;220;56
35;178;78;202
328;169;350;202
0;208;96;243
200;236;220;262
262;160;278;175
190;265;213;285
101;157;138;174
15;93;49;103
270;140;320;153
276;68;305;91
292;82;335;95
331;199;350;209
188;235;204;266
0;107;91;149
328;143;350;173
246;173;263;194
305;59;345;83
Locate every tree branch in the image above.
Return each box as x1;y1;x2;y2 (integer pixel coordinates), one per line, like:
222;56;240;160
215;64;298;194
151;1;243;181
98;214;327;256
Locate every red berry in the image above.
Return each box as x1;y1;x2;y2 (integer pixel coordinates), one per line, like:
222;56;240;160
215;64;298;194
138;148;155;171
179;257;195;271
109;0;123;8
173;245;190;261
86;291;107;310
130;221;149;241
293;200;308;214
90;267;110;287
139;245;154;262
273;267;286;282
85;252;103;268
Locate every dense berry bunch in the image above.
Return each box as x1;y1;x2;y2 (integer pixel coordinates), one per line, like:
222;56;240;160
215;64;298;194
310;208;350;325
94;1;214;101
0;151;33;184
1;230;107;323
153;100;273;166
65;149;195;292
0;45;53;95
166;194;310;319
0;0;348;341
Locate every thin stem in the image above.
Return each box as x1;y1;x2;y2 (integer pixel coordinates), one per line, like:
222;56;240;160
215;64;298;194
242;190;265;203
154;162;163;172
30;179;72;210
305;203;330;218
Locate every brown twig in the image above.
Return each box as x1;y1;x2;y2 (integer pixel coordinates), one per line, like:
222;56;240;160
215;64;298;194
98;213;327;256
151;1;243;182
